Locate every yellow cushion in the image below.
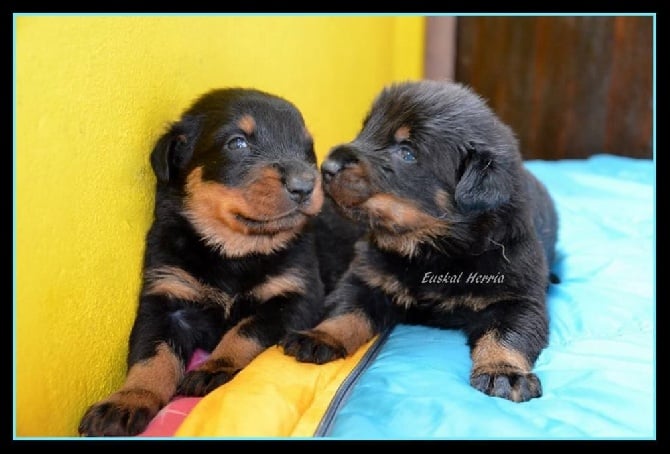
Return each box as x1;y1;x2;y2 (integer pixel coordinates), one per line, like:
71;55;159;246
175;338;377;437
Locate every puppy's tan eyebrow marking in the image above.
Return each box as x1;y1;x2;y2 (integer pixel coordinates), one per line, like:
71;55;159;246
394;125;411;142
237;115;256;135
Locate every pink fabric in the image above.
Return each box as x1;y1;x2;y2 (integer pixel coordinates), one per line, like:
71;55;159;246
139;397;202;437
138;349;210;437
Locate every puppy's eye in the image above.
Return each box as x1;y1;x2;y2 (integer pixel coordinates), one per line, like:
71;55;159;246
398;145;417;162
227;136;249;151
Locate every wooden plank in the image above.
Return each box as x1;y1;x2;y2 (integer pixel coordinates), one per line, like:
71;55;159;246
453;16;652;159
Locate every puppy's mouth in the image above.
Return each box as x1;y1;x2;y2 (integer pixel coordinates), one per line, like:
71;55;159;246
236;208;300;223
234;209;308;235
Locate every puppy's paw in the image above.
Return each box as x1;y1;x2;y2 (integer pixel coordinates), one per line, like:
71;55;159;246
78;389;162;437
177;359;238;397
470;366;542;402
281;330;348;364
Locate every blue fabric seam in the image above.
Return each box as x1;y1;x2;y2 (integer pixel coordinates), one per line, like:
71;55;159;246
313;326;394;437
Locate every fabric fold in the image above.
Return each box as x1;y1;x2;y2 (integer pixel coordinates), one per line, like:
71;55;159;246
174;337;381;437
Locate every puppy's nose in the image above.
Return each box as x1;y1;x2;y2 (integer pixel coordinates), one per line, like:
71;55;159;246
321;159;343;178
285;173;315;203
321;145;359;181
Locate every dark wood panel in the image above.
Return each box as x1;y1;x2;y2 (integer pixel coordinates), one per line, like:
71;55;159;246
454;16;653;159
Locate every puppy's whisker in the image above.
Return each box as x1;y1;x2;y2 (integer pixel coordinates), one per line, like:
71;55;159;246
489;237;510;263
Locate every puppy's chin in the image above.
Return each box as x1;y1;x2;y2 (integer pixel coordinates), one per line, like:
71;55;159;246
233;210;310;236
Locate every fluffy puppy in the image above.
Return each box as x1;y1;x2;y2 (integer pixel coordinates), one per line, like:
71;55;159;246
78;88;329;436
282;80;559;403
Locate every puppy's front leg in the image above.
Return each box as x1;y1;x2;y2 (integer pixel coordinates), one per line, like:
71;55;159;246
177;316;268;396
282;271;394;364
78;320;185;437
466;298;549;402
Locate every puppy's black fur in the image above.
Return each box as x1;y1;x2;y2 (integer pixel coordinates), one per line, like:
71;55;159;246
282;81;559;403
79;88;337;436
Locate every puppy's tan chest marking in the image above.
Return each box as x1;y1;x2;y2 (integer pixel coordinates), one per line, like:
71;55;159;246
247;268;307;302
144;265;234;315
352;256;417;309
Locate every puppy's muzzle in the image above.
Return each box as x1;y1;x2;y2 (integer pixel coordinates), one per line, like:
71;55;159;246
277;161;317;204
321;145;372;207
321;145;360;182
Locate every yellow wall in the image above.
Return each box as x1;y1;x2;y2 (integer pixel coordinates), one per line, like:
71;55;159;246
15;15;424;437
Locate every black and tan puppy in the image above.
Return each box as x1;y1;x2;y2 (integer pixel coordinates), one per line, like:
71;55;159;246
78;88;329;436
282;80;558;403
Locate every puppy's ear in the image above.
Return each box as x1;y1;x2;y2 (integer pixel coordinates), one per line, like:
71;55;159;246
150;116;200;183
454;145;513;213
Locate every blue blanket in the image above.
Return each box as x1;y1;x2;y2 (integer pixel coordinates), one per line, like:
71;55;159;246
321;154;655;439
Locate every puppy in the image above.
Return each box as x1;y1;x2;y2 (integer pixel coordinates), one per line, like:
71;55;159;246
282;80;559;403
79;88;329;436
